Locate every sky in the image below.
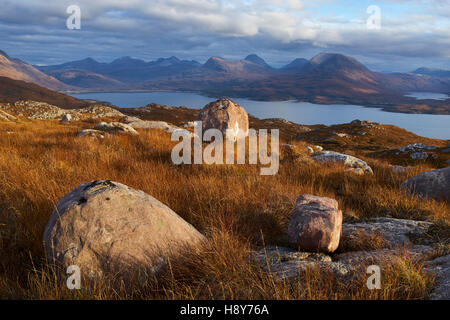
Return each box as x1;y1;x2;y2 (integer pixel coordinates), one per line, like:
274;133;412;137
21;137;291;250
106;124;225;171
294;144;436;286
0;0;449;72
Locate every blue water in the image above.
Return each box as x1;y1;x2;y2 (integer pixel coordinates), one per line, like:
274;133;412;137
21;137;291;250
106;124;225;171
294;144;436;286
72;91;450;140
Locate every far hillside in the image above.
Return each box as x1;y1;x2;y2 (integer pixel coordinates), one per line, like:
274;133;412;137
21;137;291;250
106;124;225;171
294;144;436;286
0;76;87;109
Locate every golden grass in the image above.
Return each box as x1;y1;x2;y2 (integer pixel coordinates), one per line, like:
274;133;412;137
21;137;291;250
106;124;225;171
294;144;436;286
0;119;448;299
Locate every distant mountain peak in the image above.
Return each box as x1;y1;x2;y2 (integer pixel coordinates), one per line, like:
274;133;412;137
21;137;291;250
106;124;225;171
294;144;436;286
244;54;271;68
0;49;10;59
413;67;450;78
82;57;97;62
310;52;350;65
282;58;309;71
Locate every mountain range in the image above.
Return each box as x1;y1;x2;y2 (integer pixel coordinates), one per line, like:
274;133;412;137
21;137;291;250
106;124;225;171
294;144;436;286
0;49;448;113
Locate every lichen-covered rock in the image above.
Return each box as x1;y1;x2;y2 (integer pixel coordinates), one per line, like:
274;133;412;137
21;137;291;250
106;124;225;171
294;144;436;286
0;101;123;120
199;99;249;141
94;122;139;135
77;129;106;139
425;254;450;300
288;194;343;253
43;181;206;277
119;116;194;136
311;151;373;174
401;167;450;201
342;218;432;248
334;245;434;266
252;246;349;280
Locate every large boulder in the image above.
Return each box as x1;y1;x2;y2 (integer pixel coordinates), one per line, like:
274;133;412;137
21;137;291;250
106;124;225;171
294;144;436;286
199;99;249;141
311;151;373;174
288;194;343;253
43;181;205;277
401;167;450;201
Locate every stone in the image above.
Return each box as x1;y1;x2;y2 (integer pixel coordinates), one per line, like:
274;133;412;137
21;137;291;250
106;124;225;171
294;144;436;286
77;129;106;139
398;143;437;153
335;133;348;138
410;152;428;160
0;101;123;120
252;246;349;280
342;218;432;248
425;254;450;300
199;98;249;141
60;114;73;123
119;116;142;124
43;181;206;278
94;122;139;135
288;194;343;253
311;151;373;174
119;117;194;136
401;167;450;201
335;245;434;266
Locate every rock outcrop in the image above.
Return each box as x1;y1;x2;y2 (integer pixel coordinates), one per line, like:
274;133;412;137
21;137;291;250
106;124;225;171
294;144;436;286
425;254;450;300
401;167;450;201
311;150;373;174
288;194;342;253
94;122;139;135
43;181;206;278
199;99;249;141
0;101;124;120
342;217;432;248
252;246;350;280
77;129;106;139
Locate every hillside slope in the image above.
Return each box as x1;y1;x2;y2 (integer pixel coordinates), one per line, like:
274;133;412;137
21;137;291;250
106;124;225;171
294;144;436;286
0;50;69;90
0;76;86;109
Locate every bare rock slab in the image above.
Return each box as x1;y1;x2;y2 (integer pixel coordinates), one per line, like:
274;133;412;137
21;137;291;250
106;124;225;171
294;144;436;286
252;246;349;280
311;151;373;174
342;217;433;248
43;181;206;277
288;194;343;253
94;122;139;135
425;254;450;300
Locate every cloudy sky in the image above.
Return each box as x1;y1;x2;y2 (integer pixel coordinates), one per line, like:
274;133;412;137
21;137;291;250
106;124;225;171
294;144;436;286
0;0;449;71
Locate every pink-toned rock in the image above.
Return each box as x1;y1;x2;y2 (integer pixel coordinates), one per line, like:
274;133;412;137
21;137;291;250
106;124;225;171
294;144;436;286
43;181;205;278
288;194;343;253
199;98;249;140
